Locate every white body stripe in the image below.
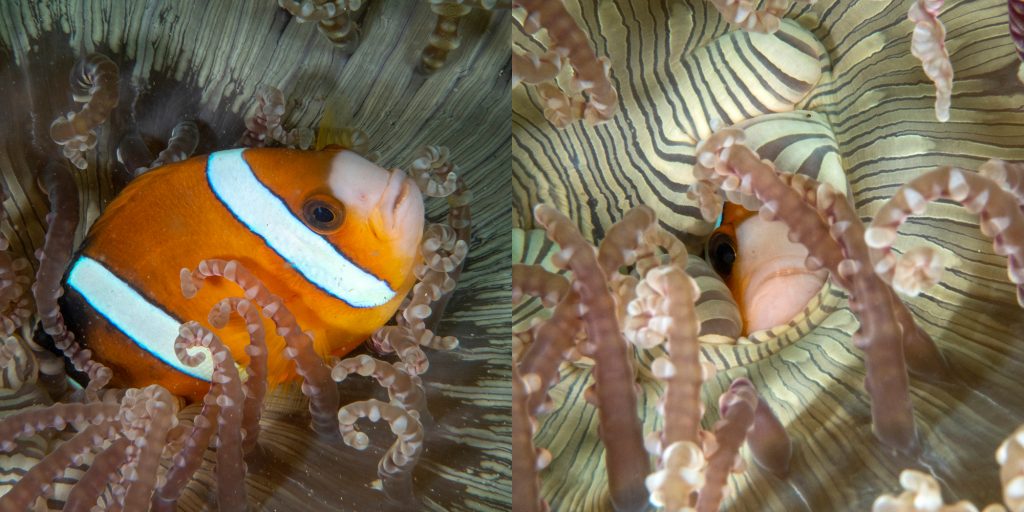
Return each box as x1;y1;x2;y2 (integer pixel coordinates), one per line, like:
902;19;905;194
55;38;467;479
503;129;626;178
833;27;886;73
66;256;214;381
207;149;395;308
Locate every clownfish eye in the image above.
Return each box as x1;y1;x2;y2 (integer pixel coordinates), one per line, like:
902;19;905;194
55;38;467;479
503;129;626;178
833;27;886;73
706;231;737;278
302;197;344;233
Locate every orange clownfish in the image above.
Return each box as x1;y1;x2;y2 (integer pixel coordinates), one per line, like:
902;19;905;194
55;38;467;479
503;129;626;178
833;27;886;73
61;148;424;402
705;202;827;335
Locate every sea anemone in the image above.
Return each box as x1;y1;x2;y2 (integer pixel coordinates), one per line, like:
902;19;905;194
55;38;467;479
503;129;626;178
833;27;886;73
0;0;510;510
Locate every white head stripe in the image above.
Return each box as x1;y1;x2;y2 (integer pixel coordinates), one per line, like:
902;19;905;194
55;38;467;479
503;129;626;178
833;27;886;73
66;256;214;381
206;149;395;308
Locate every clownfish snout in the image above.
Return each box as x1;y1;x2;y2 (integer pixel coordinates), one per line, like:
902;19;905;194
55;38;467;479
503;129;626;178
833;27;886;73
327;150;424;254
379;168;425;255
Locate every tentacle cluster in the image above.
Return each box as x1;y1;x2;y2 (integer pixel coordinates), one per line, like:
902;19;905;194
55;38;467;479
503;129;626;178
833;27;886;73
328;145;471;503
1;57;474;509
0;385;178;511
705;0;815;33
372;145;471;369
240;85;315;149
513;0;619;127
278;0;364;51
514;204;792;512
690;124;953;451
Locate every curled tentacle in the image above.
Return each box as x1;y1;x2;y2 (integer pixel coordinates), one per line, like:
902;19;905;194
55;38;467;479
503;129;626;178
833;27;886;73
410;146;459;198
332;354;427;417
278;0;363;51
169;322;247;512
908;0;952;122
133;120;200;177
865;165;1024;306
422;223;469;274
337;398;424;505
979;159;1024;210
420;1;473;73
370;325;430;375
49;53;120;169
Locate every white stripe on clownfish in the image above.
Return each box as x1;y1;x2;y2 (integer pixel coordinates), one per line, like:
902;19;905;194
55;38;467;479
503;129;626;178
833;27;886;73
205;149;396;308
66;256;215;381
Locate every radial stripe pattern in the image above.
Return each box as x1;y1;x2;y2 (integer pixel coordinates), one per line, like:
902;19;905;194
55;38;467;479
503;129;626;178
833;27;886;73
514;0;1024;510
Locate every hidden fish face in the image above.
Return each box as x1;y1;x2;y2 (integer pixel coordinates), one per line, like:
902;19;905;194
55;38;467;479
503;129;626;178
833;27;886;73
62;148;425;401
706;202;827;335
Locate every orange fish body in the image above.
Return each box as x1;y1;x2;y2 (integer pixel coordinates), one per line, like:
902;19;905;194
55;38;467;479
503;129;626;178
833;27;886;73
61;148;424;402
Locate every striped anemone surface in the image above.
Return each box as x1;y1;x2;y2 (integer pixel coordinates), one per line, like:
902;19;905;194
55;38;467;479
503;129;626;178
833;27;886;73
514;0;1024;510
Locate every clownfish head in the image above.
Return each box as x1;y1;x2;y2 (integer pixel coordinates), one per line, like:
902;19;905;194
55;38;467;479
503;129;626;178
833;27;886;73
705;202;827;335
235;148;424;341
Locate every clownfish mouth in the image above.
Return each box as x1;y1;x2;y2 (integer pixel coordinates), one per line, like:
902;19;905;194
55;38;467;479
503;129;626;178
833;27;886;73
327;150;424;249
375;168;424;255
379;169;417;231
740;258;827;334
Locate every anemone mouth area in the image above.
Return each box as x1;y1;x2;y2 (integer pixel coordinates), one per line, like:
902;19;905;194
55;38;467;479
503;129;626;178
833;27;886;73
696;276;842;369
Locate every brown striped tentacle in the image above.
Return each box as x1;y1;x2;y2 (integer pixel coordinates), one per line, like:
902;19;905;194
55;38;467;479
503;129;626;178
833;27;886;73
865;166;1024;307
514;0;618;126
182;259;340;437
534;204;650;511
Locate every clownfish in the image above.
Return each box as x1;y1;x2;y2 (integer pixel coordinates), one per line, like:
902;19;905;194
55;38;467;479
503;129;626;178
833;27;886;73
60;147;424;402
705;202;827;335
